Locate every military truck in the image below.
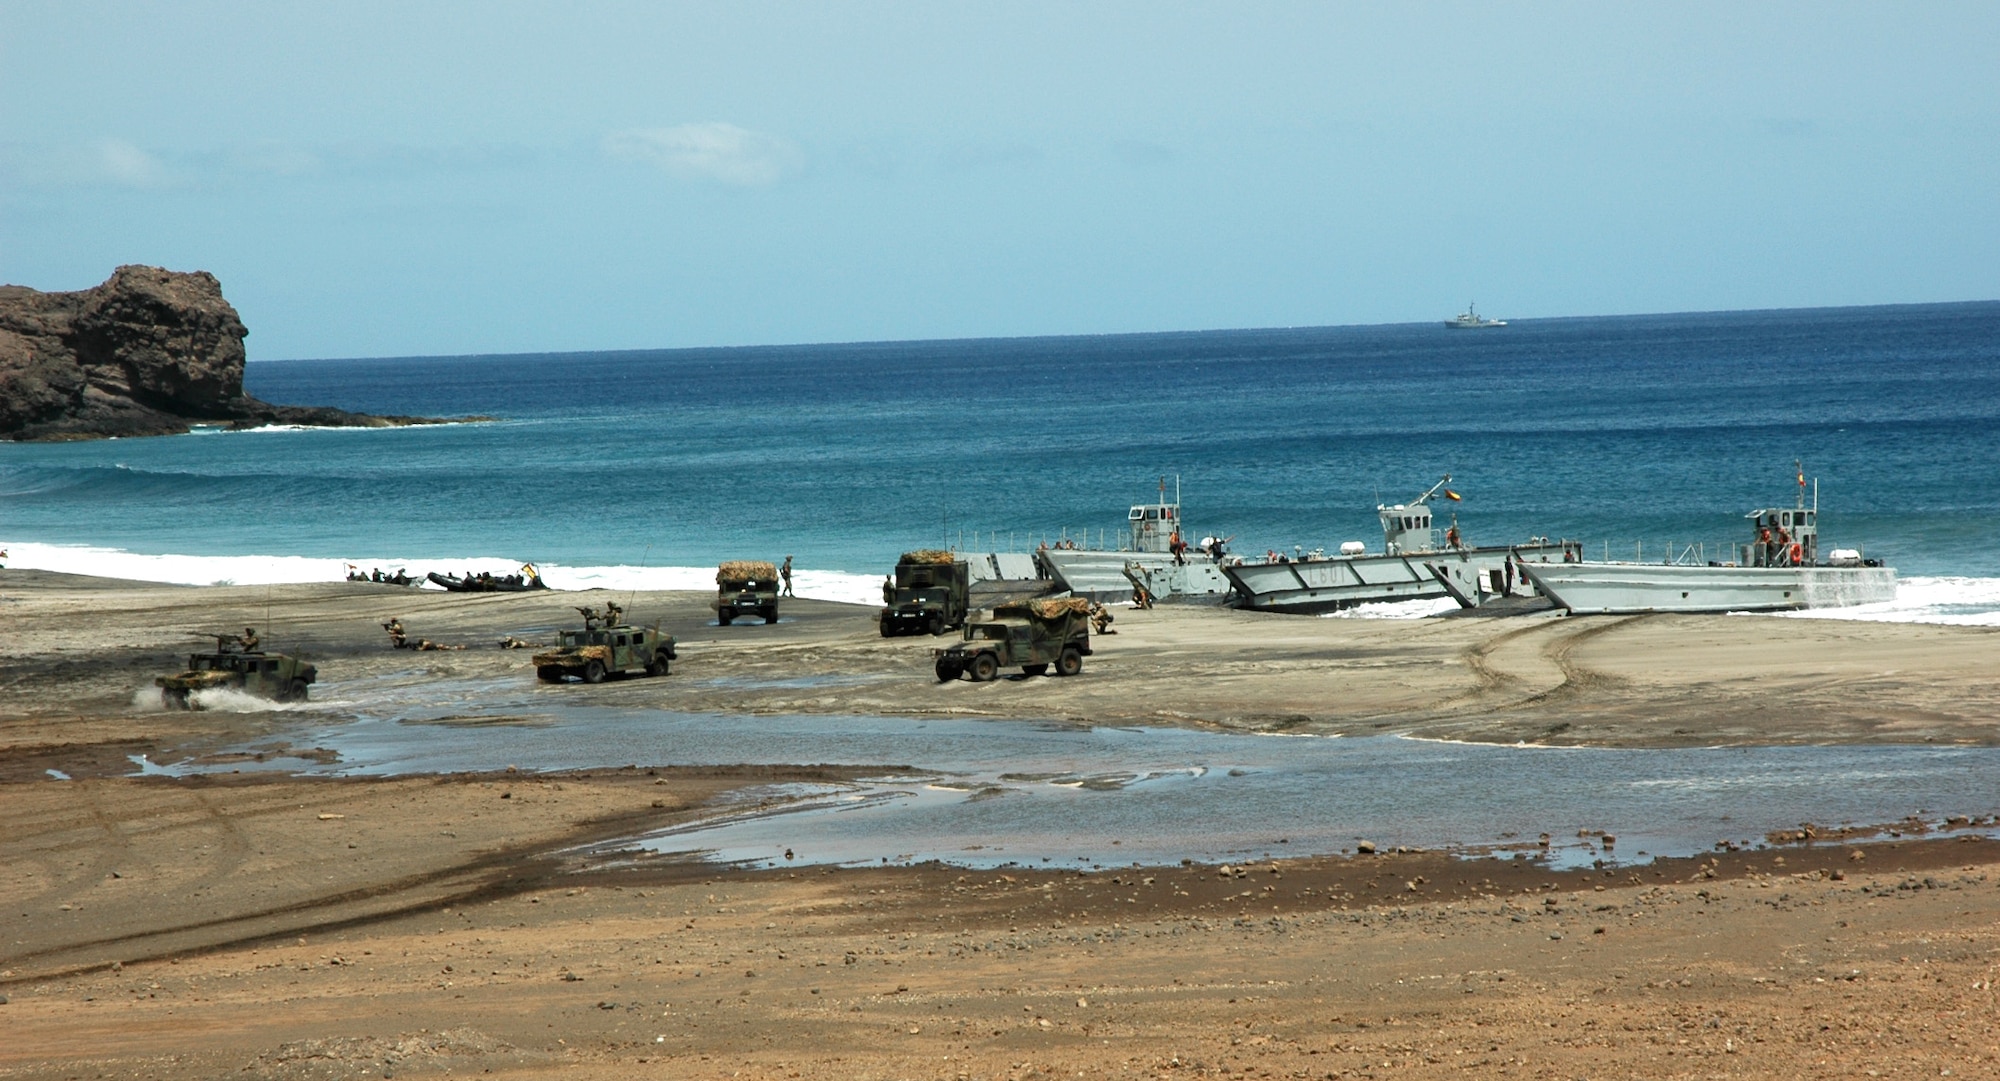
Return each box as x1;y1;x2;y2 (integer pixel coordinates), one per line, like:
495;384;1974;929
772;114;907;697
715;560;779;625
157;644;317;709
881;549;971;636
933;597;1093;682
534;606;676;683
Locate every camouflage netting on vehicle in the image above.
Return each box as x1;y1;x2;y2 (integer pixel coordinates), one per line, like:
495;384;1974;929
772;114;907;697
1027;596;1094;618
717;560;778;584
899;549;957;566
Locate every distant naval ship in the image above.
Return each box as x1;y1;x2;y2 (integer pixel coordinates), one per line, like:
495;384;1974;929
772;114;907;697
1224;476;1578;614
1521;470;1896;614
1444;301;1506;329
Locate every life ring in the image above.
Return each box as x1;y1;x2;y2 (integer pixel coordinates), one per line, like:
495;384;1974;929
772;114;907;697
1788;542;1803;564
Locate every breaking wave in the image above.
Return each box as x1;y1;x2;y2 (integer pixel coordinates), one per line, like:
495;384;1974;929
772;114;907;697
0;541;888;607
7;540;1999;624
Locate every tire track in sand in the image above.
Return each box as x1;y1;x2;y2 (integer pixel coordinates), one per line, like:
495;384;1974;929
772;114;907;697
1446;615;1645;713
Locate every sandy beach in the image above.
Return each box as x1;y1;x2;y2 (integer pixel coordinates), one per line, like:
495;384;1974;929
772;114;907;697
3;571;1998;1078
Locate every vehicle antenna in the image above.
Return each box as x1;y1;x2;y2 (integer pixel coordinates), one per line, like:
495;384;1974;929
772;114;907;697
627;543;652;616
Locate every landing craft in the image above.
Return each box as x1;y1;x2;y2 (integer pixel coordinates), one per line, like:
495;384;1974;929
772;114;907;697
1035;476;1235;603
1224;476;1577;613
1520;466;1897;614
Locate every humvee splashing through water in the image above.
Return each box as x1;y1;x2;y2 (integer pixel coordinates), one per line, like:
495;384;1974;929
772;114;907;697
157;637;317;709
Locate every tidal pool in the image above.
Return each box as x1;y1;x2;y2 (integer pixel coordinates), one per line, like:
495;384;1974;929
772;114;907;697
154;703;2000;870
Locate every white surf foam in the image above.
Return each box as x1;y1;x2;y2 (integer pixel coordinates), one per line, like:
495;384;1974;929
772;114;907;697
8;541;1996;624
0;541;885;606
1316;596;1461;620
1774;575;2000;627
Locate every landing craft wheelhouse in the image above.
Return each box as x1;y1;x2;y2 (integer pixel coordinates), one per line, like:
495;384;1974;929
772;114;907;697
1034;477;1236;603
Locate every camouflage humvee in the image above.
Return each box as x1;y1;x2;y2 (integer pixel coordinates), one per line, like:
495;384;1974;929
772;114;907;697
534;608;677;683
157;648;317;709
934;597;1093;682
880;550;970;637
715;560;779;625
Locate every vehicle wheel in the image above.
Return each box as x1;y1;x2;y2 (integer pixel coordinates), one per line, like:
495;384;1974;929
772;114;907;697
718;611;734;626
1055;647;1083;677
927;615;944;636
1023;663;1049;677
969;653;999;682
764;607;779;624
880;620;895;638
537;665;565;682
645;653;670;677
935;659;961;682
284;679;310;703
582;660;607;684
161;688;189;710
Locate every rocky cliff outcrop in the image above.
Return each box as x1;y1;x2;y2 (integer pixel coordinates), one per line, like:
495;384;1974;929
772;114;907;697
0;266;451;441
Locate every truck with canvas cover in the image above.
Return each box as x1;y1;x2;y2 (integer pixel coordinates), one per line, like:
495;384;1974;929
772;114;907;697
881;549;970;636
933;596;1094;682
157;645;317;709
714;560;779;625
533;607;677;683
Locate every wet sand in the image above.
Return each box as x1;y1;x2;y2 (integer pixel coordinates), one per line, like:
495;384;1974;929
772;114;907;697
4;571;1999;1077
5;571;2000;769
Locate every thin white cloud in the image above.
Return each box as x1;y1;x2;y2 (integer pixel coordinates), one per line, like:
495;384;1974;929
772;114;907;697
92;138;170;186
603;122;803;187
0;138;179;188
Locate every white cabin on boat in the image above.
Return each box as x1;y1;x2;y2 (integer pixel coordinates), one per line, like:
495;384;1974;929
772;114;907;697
1128;498;1180;554
1742;505;1818;567
1379;502;1435;555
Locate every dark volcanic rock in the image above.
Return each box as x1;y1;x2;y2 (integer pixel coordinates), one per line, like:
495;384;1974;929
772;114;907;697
0;266;460;441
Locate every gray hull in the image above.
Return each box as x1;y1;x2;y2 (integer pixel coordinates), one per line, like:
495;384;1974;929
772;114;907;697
1225;543;1569;614
1041;549;1233;604
1521;563;1897;614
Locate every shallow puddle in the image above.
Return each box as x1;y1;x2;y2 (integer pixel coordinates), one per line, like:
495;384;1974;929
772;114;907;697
156;704;2000;870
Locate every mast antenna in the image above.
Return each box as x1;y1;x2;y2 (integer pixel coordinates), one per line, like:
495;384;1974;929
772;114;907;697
628;543;651;615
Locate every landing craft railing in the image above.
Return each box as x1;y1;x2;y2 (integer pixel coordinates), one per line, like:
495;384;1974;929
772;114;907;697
946;526;1219;553
1590;540;1740;566
948;527;1123;553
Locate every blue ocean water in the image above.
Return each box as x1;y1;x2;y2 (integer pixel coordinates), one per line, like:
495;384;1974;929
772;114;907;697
4;301;1999;584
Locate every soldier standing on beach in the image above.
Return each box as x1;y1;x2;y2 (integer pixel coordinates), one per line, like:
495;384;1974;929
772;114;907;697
780;556;795;597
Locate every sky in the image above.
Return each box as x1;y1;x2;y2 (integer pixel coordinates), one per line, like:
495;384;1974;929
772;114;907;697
2;2;1997;360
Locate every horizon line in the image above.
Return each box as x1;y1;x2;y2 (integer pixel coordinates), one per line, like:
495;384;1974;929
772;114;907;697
252;295;2000;366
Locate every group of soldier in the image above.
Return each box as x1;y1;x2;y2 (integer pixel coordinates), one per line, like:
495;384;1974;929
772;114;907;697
378;617;463;652
346;566;415;586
